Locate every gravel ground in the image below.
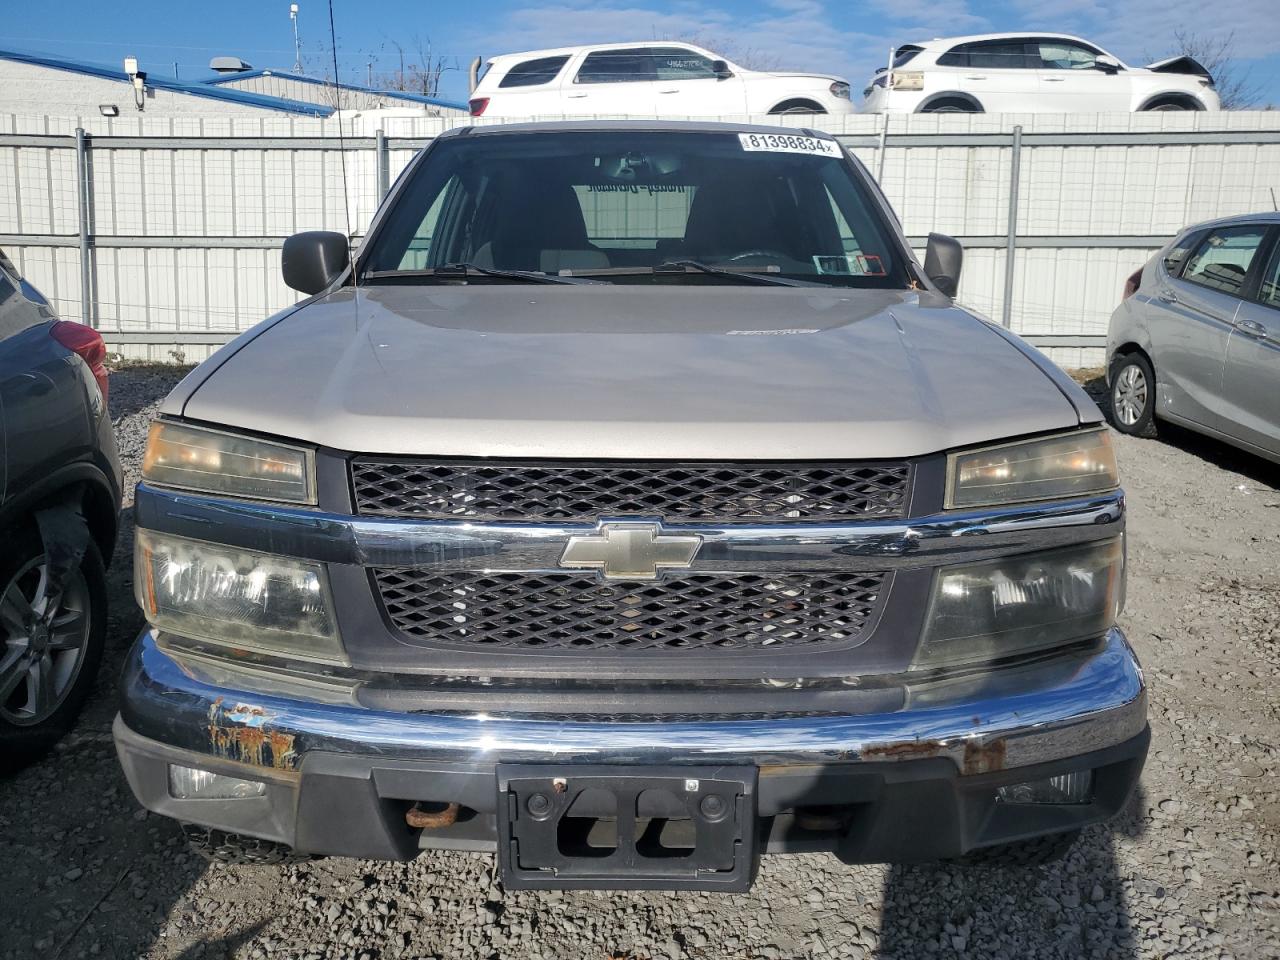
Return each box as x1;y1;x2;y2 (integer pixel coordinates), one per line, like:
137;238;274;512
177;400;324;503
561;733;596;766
1;364;1278;960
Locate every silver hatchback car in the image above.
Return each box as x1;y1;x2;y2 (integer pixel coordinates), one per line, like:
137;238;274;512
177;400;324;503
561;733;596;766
1107;212;1280;463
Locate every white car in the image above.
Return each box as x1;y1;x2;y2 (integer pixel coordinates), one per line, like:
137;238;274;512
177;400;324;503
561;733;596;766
469;42;854;118
862;33;1220;114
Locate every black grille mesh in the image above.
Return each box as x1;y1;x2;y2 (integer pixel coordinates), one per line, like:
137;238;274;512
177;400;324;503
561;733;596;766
351;460;912;523
373;570;888;653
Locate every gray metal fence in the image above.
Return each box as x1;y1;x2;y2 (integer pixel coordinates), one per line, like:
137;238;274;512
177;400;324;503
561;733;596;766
3;110;1279;367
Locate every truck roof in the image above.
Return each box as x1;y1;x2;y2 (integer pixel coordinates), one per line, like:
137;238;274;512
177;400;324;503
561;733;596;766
439;118;842;139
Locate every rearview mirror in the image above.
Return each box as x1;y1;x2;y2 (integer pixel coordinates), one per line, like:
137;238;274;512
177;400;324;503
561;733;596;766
1094;54;1121;74
282;230;350;295
711;60;734;81
923;233;963;298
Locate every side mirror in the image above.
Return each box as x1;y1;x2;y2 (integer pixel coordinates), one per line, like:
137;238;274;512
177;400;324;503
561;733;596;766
282;230;350;294
711;59;734;81
1094;54;1121;74
923;233;963;298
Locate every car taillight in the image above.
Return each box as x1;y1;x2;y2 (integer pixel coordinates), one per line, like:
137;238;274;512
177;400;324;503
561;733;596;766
469;97;489;117
1122;267;1143;301
50;320;108;405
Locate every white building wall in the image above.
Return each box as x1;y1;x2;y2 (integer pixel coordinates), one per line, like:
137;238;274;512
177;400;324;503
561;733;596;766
215;73;468;116
0;60;318;119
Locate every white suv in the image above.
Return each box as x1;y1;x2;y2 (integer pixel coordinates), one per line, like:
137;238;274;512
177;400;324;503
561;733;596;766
862;33;1220;114
470;42;854;118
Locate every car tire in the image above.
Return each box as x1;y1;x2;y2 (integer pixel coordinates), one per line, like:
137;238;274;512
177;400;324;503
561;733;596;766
767;99;826;115
0;524;107;772
953;829;1081;868
181;824;311;865
920;97;979;113
1109;353;1158;437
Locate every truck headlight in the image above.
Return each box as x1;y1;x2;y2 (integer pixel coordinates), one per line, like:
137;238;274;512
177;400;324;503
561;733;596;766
914;538;1123;670
135;530;345;665
947;428;1118;509
143;420;316;505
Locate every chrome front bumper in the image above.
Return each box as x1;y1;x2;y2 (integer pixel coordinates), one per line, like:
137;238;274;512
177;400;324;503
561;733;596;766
118;627;1145;774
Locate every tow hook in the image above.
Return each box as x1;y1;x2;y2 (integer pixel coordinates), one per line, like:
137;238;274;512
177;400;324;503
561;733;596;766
405;802;460;830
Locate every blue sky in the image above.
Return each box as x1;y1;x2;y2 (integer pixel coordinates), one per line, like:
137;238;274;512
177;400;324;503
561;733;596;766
2;0;1277;106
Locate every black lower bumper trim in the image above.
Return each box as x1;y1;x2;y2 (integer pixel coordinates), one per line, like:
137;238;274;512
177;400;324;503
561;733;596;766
114;715;1148;878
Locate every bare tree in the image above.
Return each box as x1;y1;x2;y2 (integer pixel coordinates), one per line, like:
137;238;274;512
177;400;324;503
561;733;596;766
375;37;459;99
1159;30;1265;110
301;36;458;106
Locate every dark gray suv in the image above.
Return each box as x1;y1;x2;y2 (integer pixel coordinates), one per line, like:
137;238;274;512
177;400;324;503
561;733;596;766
0;250;122;767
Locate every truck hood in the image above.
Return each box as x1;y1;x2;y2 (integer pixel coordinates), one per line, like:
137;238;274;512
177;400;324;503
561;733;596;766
1143;55;1213;79
179;285;1083;460
749;71;846;84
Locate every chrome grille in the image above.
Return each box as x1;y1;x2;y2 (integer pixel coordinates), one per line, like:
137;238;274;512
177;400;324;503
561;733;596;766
373;570;888;653
350;460;912;523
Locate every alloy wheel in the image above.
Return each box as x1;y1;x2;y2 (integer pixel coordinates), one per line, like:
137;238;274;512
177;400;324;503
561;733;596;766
0;556;91;726
1112;363;1148;427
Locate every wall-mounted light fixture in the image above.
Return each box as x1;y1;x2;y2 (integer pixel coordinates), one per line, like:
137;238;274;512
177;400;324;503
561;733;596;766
124;56;147;111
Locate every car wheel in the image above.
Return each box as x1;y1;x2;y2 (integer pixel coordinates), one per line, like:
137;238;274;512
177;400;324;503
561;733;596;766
920;98;981;113
181;824;310;865
952;829;1081;868
0;526;106;770
1141;97;1200;111
768;99;826;115
1109;353;1158;437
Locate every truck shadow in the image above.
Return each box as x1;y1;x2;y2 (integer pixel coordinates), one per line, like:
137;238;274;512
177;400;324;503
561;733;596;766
876;783;1148;958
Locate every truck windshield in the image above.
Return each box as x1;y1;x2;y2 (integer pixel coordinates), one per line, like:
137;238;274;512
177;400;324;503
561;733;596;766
360;130;907;287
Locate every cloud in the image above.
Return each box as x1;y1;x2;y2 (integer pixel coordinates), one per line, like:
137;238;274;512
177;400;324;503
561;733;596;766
1006;0;1277;63
863;0;989;31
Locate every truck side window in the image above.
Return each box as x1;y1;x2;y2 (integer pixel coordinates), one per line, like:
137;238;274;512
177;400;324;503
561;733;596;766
648;48;718;81
1181;225;1268;297
499;56;569;88
1256;242;1280;309
575;49;655;84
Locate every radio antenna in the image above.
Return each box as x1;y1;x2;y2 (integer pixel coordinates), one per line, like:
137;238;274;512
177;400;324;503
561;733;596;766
326;0;356;294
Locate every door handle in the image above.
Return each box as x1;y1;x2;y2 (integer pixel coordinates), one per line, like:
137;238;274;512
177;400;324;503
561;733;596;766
567;93;588;99
1157;289;1178;304
658;89;679;94
1043;77;1066;82
1237;318;1271;340
964;75;987;80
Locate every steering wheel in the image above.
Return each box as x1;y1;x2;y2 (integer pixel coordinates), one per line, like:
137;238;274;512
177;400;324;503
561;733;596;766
725;249;790;263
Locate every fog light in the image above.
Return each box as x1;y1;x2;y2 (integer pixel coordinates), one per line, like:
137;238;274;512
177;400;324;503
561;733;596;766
168;764;267;800
997;770;1093;805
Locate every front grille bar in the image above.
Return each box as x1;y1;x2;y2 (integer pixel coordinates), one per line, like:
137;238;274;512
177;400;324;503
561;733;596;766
375;570;889;654
351;459;912;524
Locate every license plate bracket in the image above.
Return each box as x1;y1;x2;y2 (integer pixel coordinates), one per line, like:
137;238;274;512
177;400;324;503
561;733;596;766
497;764;758;891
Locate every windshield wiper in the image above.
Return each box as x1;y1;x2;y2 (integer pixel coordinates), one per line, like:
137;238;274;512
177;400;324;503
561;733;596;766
656;259;813;287
363;263;593;285
560;262;816;286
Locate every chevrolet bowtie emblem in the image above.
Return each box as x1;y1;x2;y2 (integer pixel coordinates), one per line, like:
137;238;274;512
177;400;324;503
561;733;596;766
560;522;703;581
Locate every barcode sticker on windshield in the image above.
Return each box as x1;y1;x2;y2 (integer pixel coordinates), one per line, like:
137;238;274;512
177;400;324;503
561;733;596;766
738;133;842;157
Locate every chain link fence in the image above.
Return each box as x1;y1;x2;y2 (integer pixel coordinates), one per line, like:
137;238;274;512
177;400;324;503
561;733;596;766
2;110;1279;366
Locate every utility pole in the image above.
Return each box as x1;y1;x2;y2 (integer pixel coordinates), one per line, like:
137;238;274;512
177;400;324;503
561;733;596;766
290;3;302;73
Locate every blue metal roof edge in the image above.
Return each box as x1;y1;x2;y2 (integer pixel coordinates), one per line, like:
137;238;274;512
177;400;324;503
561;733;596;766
205;68;468;111
0;48;335;117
